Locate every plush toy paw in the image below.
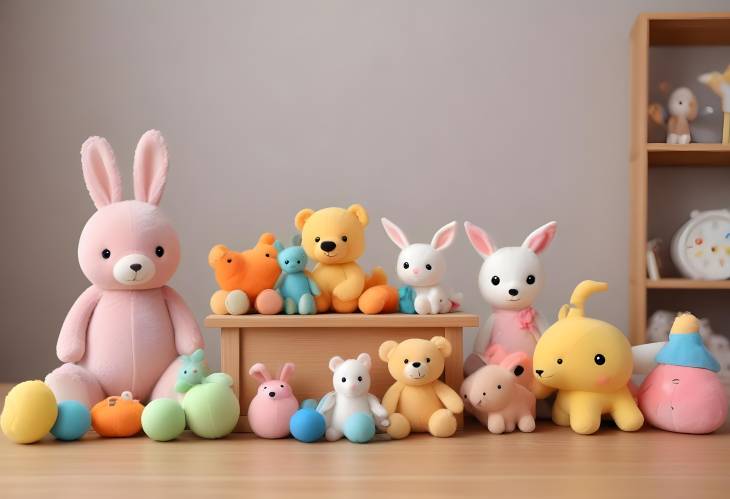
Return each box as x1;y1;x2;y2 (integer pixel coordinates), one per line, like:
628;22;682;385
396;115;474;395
325;427;343;442
487;413;507;434
428;409;457;438
225;290;250;315
255;289;283;315
210;290;230;315
284;297;297;315
517;415;536;433
414;295;431;315
386;412;411;439
298;294;316;315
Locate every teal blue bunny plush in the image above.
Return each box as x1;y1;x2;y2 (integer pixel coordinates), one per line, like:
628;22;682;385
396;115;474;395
274;235;320;314
175;349;232;393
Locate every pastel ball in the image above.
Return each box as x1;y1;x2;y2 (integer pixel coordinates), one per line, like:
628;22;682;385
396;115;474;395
182;383;240;439
343;413;376;443
142;399;186;442
290;408;326;443
1;380;58;444
51;401;90;441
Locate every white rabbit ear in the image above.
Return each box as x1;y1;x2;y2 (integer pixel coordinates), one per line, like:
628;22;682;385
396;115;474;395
328;356;345;372
381;218;409;250
249;363;272;383
133;129;168;206
522;221;557;255
431;221;457;251
464;221;496;258
356;353;372;369
81;136;122;209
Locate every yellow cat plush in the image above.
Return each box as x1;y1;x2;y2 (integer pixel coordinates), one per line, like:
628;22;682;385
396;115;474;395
532;280;644;435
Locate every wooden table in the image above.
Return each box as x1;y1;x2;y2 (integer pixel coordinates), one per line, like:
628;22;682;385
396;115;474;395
1;380;729;499
204;313;479;432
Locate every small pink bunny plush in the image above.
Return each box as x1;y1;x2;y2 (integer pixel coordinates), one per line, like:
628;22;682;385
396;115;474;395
45;131;203;407
248;362;298;438
460;352;536;434
463;221;557;375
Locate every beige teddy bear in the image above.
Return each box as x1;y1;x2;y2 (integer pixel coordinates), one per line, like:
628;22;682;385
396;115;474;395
378;336;464;438
295;204;386;313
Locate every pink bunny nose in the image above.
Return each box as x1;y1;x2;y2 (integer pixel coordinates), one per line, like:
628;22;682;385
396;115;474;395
413;268;420;275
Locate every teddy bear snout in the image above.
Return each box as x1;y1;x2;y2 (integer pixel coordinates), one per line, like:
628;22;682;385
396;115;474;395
113;254;156;286
320;241;337;252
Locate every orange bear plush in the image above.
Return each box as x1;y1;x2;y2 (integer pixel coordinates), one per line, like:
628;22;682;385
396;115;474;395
209;233;283;315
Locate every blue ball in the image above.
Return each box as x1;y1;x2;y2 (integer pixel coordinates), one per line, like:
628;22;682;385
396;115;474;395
290;407;326;443
51;400;90;441
343;413;375;443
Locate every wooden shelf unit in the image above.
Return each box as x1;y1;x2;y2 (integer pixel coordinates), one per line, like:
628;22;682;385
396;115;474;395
629;12;730;345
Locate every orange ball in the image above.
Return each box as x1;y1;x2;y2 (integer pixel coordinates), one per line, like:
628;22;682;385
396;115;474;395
91;392;144;437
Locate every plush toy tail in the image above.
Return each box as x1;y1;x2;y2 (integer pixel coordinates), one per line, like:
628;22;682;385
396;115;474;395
559;280;608;320
358;285;399;314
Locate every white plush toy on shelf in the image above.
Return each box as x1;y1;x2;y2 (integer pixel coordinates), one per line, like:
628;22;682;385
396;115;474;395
648;86;698;144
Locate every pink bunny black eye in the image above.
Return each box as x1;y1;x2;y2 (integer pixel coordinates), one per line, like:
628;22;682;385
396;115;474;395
526;274;536;285
425;264;432;270
403;262;409;269
101;249;111;259
280;384;284;388
357;376;362;382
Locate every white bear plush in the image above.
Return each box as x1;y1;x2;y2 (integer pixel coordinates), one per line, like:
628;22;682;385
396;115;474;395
316;353;389;442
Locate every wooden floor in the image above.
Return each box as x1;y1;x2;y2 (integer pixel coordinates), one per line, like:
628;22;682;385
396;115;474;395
1;383;729;499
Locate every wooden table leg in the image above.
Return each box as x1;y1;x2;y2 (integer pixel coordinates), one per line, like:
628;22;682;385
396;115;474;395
444;326;464;428
221;327;243;430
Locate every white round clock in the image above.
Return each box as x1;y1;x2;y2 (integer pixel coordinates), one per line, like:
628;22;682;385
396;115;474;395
671;209;730;280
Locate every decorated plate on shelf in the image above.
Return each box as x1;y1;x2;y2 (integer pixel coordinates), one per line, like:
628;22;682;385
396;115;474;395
671;209;730;280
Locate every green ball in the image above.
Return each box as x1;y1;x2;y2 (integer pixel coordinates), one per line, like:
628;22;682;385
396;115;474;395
182;383;240;439
142;398;186;442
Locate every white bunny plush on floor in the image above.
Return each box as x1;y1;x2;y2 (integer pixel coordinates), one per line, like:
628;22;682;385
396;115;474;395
381;218;462;315
463;221;557;376
316;353;389;442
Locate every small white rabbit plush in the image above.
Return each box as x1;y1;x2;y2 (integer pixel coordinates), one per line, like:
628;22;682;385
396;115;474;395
317;353;389;442
463;221;556;376
381;218;462;315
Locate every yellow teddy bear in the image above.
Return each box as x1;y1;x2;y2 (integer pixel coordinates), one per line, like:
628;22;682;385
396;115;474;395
532;280;644;435
295;204;387;313
378;337;464;438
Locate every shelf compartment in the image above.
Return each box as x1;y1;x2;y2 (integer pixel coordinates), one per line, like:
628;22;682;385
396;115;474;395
647;144;730;167
648;14;730;46
646;278;730;290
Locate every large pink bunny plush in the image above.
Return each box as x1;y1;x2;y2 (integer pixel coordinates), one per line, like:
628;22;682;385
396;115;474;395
45;130;203;407
463;221;557;376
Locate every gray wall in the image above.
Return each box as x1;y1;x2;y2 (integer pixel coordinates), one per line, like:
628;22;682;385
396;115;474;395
1;0;729;380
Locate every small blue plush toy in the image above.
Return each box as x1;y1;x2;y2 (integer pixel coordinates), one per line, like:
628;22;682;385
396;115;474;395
290;399;326;443
274;235;320;315
51;400;91;441
175;348;232;393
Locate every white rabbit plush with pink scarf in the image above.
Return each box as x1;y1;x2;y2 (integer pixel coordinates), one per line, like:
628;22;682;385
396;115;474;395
463;221;557;376
45;130;203;407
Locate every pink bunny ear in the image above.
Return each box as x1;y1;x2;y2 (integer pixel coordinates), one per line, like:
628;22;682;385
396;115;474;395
249;363;272;383
381;218;409;250
81;136;122;209
464;221;496;258
278;362;295;383
522;221;557;255
431;221;457;251
133;129;168;206
499;352;531;378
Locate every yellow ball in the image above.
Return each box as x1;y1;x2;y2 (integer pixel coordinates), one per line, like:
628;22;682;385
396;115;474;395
1;380;58;444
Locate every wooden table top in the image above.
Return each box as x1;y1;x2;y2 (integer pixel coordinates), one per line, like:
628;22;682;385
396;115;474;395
204;312;480;328
1;383;728;498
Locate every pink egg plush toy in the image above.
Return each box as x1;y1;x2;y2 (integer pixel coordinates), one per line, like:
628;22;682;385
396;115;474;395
638;313;728;434
248;363;298;438
45;131;204;407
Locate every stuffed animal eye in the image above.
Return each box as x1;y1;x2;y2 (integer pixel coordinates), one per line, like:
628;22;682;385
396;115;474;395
426;357;431;363
497;385;502;390
341;377;346;383
193;369;197;373
341;235;348;242
403;262;410;269
101;248;111;259
284;260;289;265
227;258;232;263
297;260;301;264
155;246;165;257
594;354;606;365
557;358;563;365
264;386;267;390
491;276;500;285
526;274;535;285
265;253;270;257
357;376;362;382
425;264;432;270
280;384;284;388
183;370;188;374
404;358;409;364
315;237;321;243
